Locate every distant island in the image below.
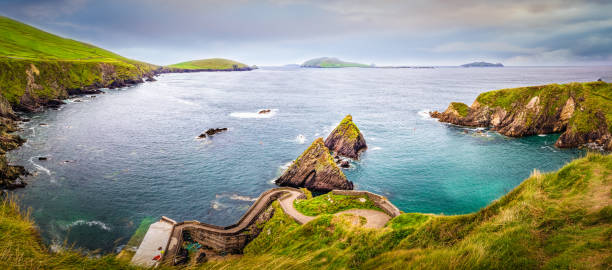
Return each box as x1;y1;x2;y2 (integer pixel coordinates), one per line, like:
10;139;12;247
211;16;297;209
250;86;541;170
167;58;254;71
302;57;371;68
461;61;504;67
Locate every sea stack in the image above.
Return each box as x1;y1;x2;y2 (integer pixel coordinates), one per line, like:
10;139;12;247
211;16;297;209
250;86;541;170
275;138;353;192
324;115;367;159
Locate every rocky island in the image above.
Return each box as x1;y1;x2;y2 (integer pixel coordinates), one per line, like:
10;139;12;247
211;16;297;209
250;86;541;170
275;138;353;191
325;115;367;159
167;58;253;72
431;81;612;150
461;61;504;67
301;57;371;68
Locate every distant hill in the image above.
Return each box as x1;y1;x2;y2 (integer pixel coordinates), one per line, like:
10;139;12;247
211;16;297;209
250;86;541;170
167;58;251;71
302;57;371;68
461;61;504;67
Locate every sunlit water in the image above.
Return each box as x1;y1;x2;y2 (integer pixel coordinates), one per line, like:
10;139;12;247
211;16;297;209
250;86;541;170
8;66;610;252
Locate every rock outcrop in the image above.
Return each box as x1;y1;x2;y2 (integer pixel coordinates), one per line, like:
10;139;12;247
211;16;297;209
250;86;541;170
276;138;353;191
324;115;367;159
198;128;228;138
430;82;612;150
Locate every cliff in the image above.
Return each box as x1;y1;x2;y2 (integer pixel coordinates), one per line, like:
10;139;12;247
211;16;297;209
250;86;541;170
275;138;353;191
431;82;612;150
0;16;159;188
324;115;367;159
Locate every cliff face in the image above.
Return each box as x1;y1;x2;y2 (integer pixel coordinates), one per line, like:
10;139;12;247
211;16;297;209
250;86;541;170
324;115;367;159
276;138;353;192
0;59;158;188
430;82;612;150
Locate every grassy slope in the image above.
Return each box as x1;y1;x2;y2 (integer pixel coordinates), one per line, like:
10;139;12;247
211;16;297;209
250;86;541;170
201;153;612;269
475;81;612;134
0;16;156;106
294;193;383;216
167;58;248;70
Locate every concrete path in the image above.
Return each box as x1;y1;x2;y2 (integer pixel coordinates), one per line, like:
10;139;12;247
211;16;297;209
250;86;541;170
131;219;174;267
279;190;391;229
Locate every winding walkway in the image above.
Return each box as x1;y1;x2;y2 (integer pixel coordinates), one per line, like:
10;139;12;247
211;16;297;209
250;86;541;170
131;188;399;267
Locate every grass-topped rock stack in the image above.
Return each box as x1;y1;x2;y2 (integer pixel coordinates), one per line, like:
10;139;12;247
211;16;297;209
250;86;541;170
431;81;612;150
275;138;353;191
325;115;367;159
167;58;252;72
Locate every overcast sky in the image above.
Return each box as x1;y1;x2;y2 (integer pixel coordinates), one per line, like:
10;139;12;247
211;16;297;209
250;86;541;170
1;0;611;66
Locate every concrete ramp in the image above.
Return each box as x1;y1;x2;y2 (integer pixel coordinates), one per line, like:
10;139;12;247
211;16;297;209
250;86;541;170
131;217;176;267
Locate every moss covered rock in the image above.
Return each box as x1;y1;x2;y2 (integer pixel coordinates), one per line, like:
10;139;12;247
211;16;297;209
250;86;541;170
275;138;353;191
431;82;612;150
324;115;367;159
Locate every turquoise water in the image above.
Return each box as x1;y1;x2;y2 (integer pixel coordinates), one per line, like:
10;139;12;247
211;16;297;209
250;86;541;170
9;66;609;252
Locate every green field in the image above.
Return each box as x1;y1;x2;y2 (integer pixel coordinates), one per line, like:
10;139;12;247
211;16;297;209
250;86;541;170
168;58;249;70
293;193;383;216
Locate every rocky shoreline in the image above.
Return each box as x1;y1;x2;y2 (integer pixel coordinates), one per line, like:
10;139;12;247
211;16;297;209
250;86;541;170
430;81;612;151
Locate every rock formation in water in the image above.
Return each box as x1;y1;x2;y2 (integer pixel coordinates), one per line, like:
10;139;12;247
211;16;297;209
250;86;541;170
198;128;228;138
275;138;353;191
324;115;367;159
430;81;612;150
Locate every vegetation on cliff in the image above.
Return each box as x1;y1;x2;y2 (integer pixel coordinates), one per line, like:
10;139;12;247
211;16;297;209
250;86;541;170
204;152;611;269
431;82;612;150
0;16;158;188
294;193;382;216
275;138;353;191
324;115;367;159
167;58;250;71
301;57;370;68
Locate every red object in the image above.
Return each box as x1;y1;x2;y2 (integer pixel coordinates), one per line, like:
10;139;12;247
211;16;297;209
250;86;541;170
153;255;161;261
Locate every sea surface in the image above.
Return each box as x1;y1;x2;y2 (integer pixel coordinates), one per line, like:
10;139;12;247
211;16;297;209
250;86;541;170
8;66;611;252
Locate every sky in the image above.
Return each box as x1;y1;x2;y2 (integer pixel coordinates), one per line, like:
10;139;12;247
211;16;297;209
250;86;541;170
1;0;611;66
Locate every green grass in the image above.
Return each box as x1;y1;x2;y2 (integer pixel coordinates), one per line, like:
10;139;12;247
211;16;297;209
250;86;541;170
293;193;383;216
450;102;469;117
199;153;612;269
0;16;156;107
167;58;248;70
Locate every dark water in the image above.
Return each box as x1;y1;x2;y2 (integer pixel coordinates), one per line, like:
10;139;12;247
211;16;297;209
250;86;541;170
8;66;610;252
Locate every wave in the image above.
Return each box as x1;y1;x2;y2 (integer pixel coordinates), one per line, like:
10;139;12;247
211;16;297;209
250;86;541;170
417;109;435;120
29;156;51;176
65;220;111;231
230;109;278;119
215;194;258;202
293;134;306;144
371;146;382;151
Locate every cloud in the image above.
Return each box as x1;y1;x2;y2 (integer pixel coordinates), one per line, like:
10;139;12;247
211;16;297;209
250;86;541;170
0;0;610;65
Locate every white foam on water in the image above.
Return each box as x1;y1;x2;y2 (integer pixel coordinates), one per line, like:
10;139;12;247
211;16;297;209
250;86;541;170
29;156;51;176
538;134;547;137
230;109;278;119
65;220;111;231
293;134;306;144
215;194;258;202
371;146;382;151
417;109;436;120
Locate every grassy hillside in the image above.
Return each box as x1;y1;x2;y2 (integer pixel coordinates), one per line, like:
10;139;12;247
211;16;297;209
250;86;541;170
167;58;249;70
302;57;370;68
202;153;611;269
0;153;609;269
0;16;157;109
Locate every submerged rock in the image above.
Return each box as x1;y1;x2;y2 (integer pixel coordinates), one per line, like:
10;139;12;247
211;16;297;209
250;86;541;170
198;128;228;138
430;81;612;150
275;138;353;192
324;115;367;159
